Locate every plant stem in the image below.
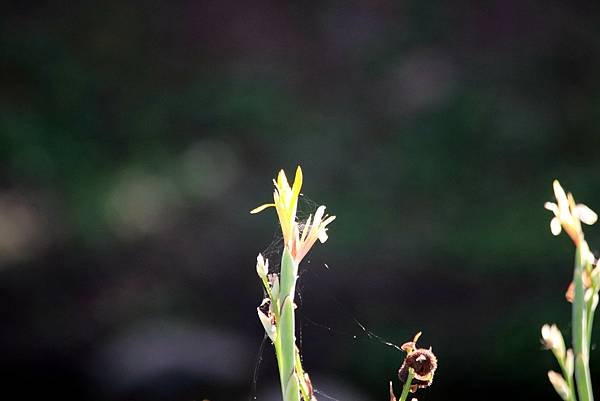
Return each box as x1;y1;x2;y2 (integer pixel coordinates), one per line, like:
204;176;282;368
573;245;594;401
295;348;312;401
557;356;576;401
399;369;414;401
585;293;596;353
277;247;301;401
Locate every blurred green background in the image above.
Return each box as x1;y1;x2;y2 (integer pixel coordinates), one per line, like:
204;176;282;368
2;1;600;400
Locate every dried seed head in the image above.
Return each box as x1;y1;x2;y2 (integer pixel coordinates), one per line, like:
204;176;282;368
398;348;438;391
401;332;422;354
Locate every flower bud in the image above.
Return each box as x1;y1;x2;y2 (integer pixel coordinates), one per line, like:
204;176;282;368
565;349;574;379
269;273;280;306
541;324;566;360
256;253;269;279
548;371;569;401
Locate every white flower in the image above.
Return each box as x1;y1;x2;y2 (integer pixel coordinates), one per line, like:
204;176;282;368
544;180;597;244
290;205;336;264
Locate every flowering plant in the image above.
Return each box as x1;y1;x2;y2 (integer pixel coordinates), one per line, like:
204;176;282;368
542;180;600;401
251;166;334;401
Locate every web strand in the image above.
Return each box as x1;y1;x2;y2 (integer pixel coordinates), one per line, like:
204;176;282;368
249;335;268;400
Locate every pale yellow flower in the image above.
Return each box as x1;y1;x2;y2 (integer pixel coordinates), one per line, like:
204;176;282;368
251;166;303;246
544;180;597;245
290;205;336;264
251;166;335;263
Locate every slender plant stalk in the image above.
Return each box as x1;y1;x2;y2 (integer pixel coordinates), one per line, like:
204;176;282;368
543;180;598;401
398;369;414;401
557;355;576;401
573;245;594;401
277;247;302;401
275;247;312;401
253;167;334;401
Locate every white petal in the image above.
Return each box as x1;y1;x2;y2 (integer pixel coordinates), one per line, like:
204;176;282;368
313;206;326;223
322;215;336;226
541;324;551;341
553;180;568;207
318;228;329;243
300;214;312;243
550;217;562;236
544;202;558;214
576;204;598;225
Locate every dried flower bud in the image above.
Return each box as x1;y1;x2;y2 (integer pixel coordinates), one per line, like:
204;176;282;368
304;373;316;401
257;298;277;341
256;253;269;279
566;269;593;303
398;348;438;392
541;324;566;360
548;371;570;401
401;332;422;354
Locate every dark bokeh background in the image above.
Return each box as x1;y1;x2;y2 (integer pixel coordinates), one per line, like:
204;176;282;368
2;1;600;400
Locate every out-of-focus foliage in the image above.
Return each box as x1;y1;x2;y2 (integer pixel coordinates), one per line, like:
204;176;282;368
1;1;600;400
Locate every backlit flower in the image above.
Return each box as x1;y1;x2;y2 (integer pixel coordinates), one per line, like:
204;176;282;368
251;166;335;264
290;205;336;264
251;167;303;247
544;180;597;245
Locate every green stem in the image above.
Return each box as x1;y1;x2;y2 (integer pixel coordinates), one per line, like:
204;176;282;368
277;247;300;401
399;369;414;401
295;348;312;401
274;336;286;397
573;245;594;401
557;356;576;401
585;292;596;352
